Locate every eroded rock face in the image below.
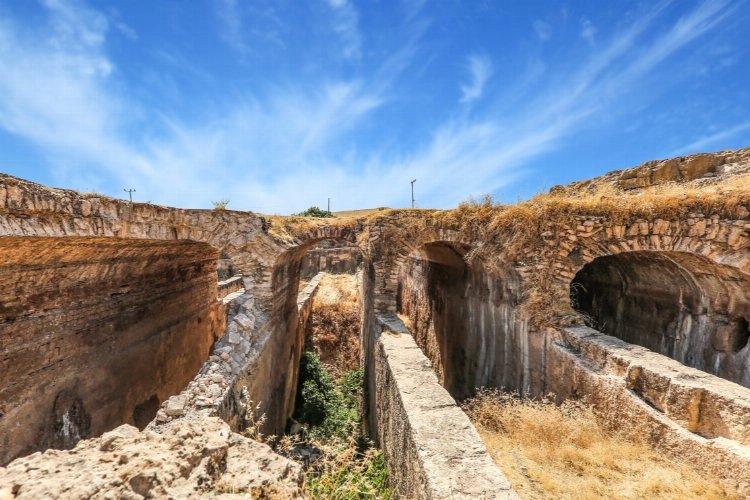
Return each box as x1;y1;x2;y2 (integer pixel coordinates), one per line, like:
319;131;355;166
572;251;750;387
0;236;226;464
0;417;304;499
556;147;750;193
398;242;527;399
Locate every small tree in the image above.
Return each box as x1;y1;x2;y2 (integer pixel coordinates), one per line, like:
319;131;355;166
212;198;230;210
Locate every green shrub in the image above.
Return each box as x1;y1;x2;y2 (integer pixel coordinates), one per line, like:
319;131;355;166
294;206;333;218
294;351;360;439
291;351;392;498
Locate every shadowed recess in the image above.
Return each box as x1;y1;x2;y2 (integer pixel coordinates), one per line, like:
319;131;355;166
571;251;750;387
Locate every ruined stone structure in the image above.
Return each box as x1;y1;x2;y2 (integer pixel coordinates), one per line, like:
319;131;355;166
1;147;750;497
299;239;360;279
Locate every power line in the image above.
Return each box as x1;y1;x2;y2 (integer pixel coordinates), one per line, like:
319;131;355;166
123;188;136;202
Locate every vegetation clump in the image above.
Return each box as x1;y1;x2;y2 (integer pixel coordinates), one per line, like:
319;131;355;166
211;198;230;210
462;389;738;499
295;206;333;218
289;351;392;498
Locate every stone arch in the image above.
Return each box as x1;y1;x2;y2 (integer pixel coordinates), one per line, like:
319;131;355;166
374;226;480;313
569;249;750;387
560;218;750;282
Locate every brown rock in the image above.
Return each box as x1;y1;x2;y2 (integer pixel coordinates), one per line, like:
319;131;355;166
0;417;304;499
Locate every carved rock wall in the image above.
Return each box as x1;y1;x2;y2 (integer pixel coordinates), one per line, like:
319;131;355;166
572;251;750;387
0;236;224;465
397;242;529;399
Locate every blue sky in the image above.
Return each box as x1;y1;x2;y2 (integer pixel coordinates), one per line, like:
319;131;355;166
0;0;748;213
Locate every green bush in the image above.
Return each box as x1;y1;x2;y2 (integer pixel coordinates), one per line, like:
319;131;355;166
294;351;360;439
292;351;392;498
294;206;333;218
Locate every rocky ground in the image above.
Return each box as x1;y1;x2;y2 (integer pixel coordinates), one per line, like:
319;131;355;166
0;417;304;499
556;147;750;194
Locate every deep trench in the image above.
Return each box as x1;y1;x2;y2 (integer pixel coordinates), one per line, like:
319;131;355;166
397;242;527;400
273;241;393;494
0;236;225;465
285;239;365;430
571;251;750;387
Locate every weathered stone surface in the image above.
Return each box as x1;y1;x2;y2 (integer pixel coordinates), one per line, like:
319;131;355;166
0;237;225;465
373;313;518;499
0;417;304;499
300;239;360;279
555;147;750;193
398;242;527;399
546;326;750;487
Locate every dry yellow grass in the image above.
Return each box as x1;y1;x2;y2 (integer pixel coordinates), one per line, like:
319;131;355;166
313;273;359;307
308;273;361;378
332;207;390;219
463;390;739;500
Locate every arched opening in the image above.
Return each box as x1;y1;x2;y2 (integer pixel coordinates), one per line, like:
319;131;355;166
397;242;524;399
0;236;226;464
571;251;750;387
259;237;364;436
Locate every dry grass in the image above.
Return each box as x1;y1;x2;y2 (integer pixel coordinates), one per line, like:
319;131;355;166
313;273;359;306
308;273;361;378
332;207;390;219
463;390;739;500
370;173;750;326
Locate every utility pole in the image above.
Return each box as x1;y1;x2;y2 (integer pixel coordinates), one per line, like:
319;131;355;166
411;179;417;209
123;188;136;203
327;197;331;215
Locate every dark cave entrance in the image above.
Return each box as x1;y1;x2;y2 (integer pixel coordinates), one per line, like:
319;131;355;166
571;251;750;387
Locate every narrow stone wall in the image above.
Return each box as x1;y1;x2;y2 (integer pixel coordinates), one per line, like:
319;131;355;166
0;236;225;465
371;313;517;499
546;326;750;488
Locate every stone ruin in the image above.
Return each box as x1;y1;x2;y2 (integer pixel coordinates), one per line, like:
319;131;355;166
1;147;750;498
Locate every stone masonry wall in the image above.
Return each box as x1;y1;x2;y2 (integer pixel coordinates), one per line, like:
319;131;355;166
300;241;360;279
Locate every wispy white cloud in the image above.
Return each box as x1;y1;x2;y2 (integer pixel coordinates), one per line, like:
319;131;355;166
580;17;596;46
216;0;248;55
459;54;493;104
670;121;750;156
533;20;551;42
325;0;362;60
0;0;741;212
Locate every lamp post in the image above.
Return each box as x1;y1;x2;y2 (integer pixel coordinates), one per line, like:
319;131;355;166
411;179;416;209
